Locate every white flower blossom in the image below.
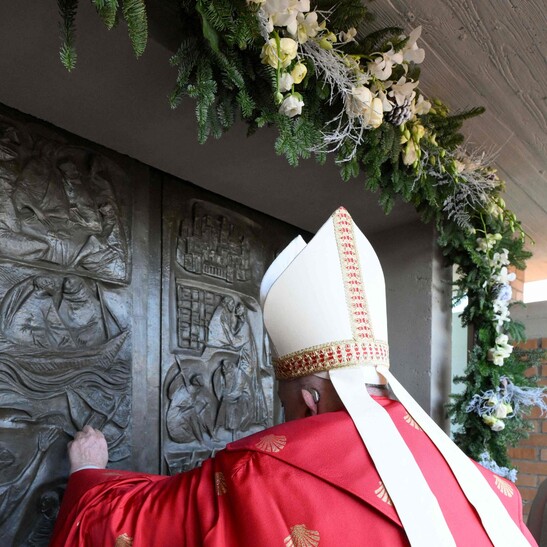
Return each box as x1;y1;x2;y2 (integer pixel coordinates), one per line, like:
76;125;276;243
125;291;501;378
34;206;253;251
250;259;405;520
412;94;431;116
491;419;505;432
279;94;304;117
261;0;310;36
278;72;294;92
493;266;516;285
494;402;513;419
496;284;512;302
295;10;321;43
483;414;505;431
339;27;357;43
344;86;383;127
388;76;419;106
368;47;404;81
402;26;425;64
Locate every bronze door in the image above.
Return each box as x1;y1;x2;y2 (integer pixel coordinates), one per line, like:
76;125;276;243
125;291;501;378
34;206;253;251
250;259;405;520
0;106;302;545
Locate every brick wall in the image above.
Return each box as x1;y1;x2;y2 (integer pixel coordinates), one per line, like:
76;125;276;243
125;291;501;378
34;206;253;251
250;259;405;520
508;338;547;520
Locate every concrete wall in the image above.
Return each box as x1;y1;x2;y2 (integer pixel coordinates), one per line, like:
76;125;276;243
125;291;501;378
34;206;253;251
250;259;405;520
512;302;547;339
372;220;453;428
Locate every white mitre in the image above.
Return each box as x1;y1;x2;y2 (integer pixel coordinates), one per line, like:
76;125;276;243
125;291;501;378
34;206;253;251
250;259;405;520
260;207;530;547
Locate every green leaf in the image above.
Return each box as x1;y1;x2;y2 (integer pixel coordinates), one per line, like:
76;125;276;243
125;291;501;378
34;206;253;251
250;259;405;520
122;0;148;57
196;0;221;54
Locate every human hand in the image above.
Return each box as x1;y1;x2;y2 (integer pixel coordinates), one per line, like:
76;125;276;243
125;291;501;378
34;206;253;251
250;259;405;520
38;428;61;452
68;425;108;474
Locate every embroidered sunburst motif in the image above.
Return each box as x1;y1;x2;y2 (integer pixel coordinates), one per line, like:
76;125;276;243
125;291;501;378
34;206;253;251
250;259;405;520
114;533;133;547
403;413;422;430
255;434;287;452
284;524;321;547
215;472;228;495
374;481;393;506
495;476;514;497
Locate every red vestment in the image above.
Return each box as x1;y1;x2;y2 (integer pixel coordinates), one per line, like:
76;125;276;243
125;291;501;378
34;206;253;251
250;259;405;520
50;398;536;546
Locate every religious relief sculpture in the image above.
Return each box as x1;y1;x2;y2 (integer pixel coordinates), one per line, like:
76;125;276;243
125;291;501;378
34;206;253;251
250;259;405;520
176;202;251;284
0;111;133;546
0;115;130;284
164;200;276;475
0;272;126;367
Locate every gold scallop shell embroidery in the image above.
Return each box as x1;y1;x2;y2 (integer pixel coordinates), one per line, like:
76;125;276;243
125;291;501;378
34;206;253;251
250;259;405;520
403;413;422;431
114;533;134;547
374;481;393;506
495;476;514;497
284;524;321;547
255;434;287;453
215;471;228;495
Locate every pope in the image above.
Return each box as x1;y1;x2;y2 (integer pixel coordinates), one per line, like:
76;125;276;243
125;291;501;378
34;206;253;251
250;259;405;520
50;207;536;546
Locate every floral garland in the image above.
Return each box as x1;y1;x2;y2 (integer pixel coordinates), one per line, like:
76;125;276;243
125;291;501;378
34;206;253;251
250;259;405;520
59;0;546;478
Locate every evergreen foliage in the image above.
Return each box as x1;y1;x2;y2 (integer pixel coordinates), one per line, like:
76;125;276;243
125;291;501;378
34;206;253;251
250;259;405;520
58;0;79;71
57;0;147;69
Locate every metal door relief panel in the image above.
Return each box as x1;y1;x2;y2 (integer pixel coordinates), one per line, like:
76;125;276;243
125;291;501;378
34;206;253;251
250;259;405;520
162;189;302;474
0;109;134;545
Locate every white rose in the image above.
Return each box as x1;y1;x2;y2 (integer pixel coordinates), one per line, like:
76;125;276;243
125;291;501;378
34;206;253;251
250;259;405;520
279;72;294;92
346;86;373;118
494;403;513;419
279;94;304;117
491;419;505;432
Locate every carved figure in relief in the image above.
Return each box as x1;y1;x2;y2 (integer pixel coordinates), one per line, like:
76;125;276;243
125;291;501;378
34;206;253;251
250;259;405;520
0;275;72;348
0;121;128;282
212;359;252;434
58;276;107;346
73;201;127;279
16;489;61;547
0;274;109;349
0;428;60;526
208;296;268;427
166;372;214;444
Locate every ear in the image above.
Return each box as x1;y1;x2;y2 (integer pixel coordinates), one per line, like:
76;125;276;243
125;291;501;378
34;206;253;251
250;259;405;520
301;389;318;416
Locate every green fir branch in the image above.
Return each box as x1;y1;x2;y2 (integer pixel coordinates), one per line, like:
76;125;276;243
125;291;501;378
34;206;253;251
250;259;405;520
92;0;119;29
122;0;148;57
58;0;78;71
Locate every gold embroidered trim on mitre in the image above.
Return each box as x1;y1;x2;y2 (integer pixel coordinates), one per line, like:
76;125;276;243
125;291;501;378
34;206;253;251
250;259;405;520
115;534;134;547
374;481;393;506
255;434;287;452
495;476;515;497
215;472;228;495
333;207;374;342
273;339;389;380
284;524;321;547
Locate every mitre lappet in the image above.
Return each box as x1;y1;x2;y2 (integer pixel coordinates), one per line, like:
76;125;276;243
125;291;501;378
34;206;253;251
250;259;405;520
260;207;530;547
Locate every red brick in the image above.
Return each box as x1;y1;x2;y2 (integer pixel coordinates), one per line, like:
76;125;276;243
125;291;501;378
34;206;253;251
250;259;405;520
515;461;547;475
516;474;539;487
518;434;547;447
538;378;547;387
542;421;547;433
519;340;540;350
524;367;539;378
508;447;537;460
541;338;547;349
541;449;547;461
526;406;546;419
541;364;547;377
